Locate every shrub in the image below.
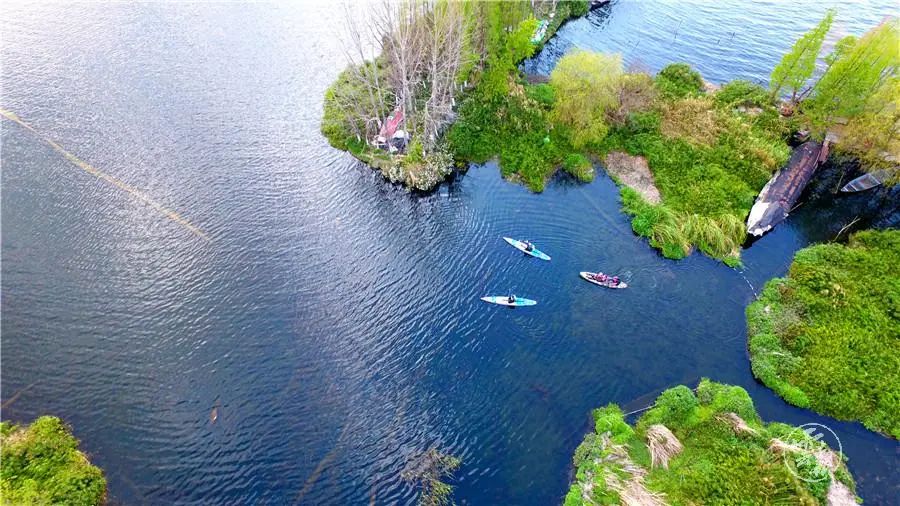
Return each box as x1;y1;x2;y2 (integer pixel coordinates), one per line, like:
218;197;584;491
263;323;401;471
525;83;556;108
594;404;634;442
625;111;661;135
551;50;624;149
563;153;594;182
654;63;704;99
1;417;107;505
714;80;772;109
641;386;699;428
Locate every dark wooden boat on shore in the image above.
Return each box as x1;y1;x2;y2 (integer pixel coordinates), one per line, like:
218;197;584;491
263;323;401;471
746;141;828;237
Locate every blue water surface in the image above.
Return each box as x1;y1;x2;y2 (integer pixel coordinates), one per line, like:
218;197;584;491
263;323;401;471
2;1;898;504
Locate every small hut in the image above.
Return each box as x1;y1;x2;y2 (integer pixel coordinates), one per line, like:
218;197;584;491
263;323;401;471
373;108;409;153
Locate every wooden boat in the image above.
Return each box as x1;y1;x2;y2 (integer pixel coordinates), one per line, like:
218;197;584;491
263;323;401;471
841;170;888;193
747;141;825;237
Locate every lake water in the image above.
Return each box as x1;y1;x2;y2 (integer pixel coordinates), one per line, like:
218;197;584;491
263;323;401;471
2;1;897;504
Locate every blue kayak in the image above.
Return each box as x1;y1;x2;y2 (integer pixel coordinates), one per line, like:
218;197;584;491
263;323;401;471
503;237;551;261
481;296;537;307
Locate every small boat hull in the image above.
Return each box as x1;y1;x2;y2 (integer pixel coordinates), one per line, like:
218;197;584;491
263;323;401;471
841;171;886;192
580;272;628;289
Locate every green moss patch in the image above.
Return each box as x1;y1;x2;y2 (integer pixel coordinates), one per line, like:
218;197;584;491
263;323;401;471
747;229;900;438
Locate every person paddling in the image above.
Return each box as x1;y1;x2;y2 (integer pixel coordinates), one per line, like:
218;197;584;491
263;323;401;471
523;240;534;252
507;294;517;304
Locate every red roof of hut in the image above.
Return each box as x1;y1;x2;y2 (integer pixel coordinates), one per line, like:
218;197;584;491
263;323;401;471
379;108;404;139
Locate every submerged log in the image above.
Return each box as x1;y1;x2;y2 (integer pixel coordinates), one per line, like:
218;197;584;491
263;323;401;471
747;141;825;237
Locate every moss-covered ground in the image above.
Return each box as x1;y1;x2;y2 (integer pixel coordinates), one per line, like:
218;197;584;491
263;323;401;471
564;380;858;505
747;229;900;438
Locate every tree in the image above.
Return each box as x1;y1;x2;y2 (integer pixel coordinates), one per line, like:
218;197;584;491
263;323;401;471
839;77;900;174
769;9;834;102
802;19;900;135
550;50;623;149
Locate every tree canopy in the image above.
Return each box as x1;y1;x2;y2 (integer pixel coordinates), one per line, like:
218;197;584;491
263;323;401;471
550;50;623;149
769;10;834;101
802;18;900;134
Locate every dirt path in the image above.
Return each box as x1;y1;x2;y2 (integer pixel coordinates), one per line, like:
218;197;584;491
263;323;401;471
602;151;662;204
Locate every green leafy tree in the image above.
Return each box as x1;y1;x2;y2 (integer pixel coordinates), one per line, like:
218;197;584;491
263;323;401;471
769;9;835;102
550;50;623;148
802;19;900;134
840;77;900;174
480;16;539;97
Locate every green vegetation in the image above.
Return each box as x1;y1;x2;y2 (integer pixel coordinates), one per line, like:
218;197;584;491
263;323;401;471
550;51;623;149
563;153;594;182
747;229;900;438
769;10;834;102
839;76;900;174
321;0;589;191
801;19;899;136
564;380;858;505
401;448;461;506
448;81;570;191
767;13;898;178
654;63;704;99
598;65;790;264
1;416;107;505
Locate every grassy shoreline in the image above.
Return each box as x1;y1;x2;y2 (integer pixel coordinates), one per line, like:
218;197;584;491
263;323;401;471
1;416;107;505
747;229;900;438
565;380;858;505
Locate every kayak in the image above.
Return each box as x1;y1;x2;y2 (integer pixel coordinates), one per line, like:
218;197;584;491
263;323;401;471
503;237;551;261
580;272;628;289
481;296;537;307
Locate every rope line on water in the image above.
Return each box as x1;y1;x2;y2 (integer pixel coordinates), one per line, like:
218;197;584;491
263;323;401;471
1;108;211;242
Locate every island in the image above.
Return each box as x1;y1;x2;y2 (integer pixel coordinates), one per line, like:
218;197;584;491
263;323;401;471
1;416;107;505
323;4;897;264
747;229;900;438
564;380;859;505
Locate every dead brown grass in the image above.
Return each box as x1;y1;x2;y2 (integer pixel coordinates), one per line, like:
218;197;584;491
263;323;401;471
660;97;721;146
645;424;683;469
609;73;658;125
605;472;668;506
716;412;758;436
